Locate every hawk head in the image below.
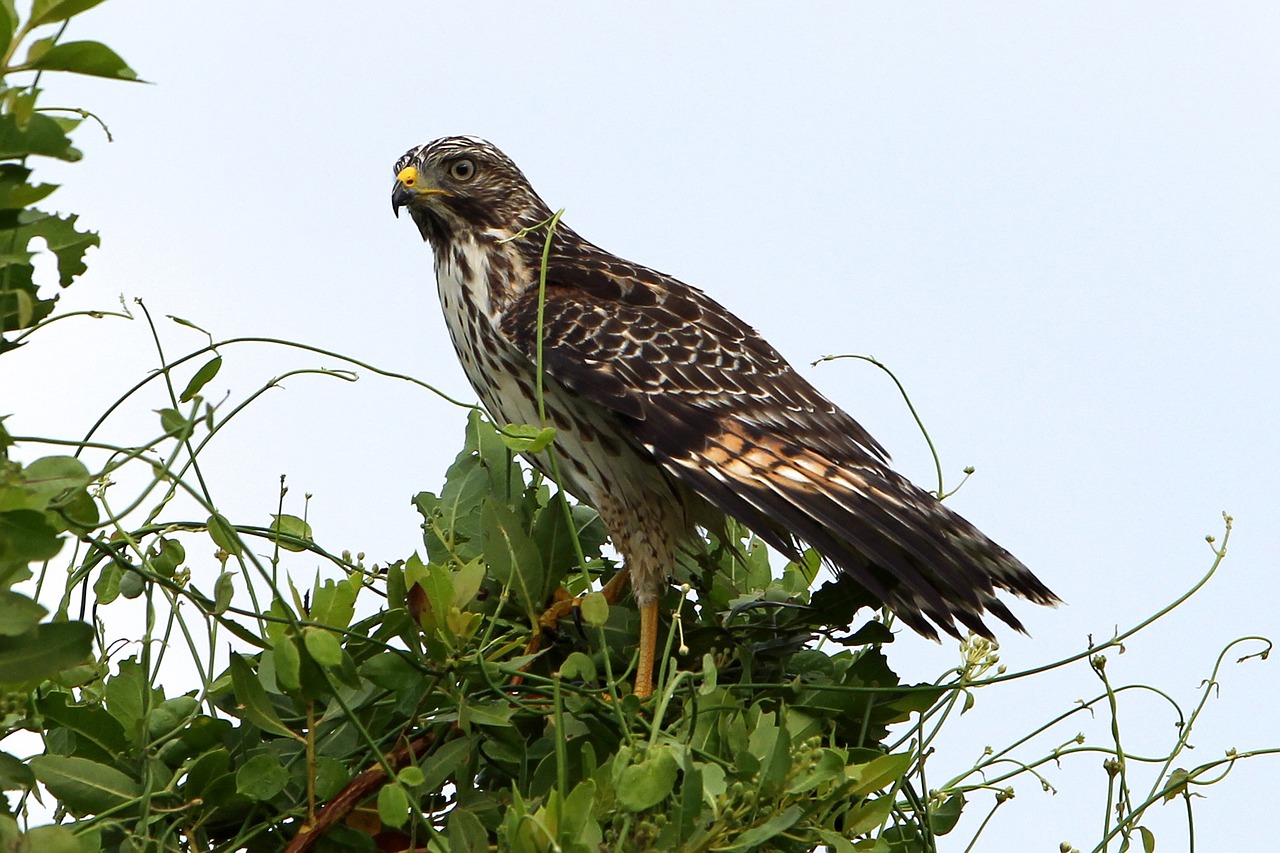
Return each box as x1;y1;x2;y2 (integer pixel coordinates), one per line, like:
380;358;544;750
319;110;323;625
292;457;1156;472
391;136;552;248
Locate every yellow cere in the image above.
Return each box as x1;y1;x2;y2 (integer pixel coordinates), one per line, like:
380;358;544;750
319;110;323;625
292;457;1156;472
396;165;419;187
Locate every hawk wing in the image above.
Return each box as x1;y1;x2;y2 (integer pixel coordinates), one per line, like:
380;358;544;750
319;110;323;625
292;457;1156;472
498;251;1058;640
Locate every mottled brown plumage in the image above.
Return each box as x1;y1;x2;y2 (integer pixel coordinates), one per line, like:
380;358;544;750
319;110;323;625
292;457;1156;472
392;136;1058;695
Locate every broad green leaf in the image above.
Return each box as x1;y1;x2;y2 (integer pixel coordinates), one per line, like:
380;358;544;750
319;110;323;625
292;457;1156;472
0;2;15;58
236;753;288;801
12;456;90;508
419;738;470;793
787;748;846;794
29;755;140;817
103;657;149;734
309;573;358;628
273;636;301;692
207;513;242;555
157;407;192;439
20;824;83;853
0;113;81;161
559;651;596;682
847;752;914;798
447;807;489;853
497;423;556;453
0;591;46;635
227;653;297;740
0;751;33;790
844;795;895;836
34;692;129;762
0;508;64;567
30;0;110;27
314;756;349;800
18;210;98;284
452;557;485;606
397;766;425;787
179;355;221;402
617;747;678;811
579;591;608;627
268;513;312;552
145;537;185;578
377;782;409;828
1139;826;1156;853
482;498;543;618
26;40;138;80
302;627;342;668
0;620;91;683
929;791;965;835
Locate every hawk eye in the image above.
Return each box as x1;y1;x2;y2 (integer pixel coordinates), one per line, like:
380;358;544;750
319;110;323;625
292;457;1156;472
448;159;477;182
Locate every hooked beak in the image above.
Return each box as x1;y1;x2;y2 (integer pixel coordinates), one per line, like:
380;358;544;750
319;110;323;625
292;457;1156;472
392;165;451;217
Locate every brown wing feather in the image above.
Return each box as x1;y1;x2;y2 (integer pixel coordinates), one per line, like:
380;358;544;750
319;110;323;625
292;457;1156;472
499;250;1059;639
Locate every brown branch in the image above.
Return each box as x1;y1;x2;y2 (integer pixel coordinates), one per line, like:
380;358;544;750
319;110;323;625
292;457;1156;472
283;729;439;853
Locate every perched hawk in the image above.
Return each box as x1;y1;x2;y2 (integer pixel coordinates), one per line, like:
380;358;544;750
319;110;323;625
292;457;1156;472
392;136;1058;697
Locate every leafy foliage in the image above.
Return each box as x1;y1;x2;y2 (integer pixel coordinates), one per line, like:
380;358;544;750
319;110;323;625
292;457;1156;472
0;2;1273;852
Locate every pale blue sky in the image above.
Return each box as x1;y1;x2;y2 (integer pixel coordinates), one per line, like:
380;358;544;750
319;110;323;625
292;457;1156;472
9;2;1278;848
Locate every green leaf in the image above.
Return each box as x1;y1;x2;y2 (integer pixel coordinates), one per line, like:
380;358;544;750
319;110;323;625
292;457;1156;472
206;513;242;555
447;807;489;853
0;620;91;683
929;790;965;835
11;456;90;508
397;766;425;787
103;657;148;734
0;113;81;161
213;571;234;614
0;751;32;790
0;508;64;567
847;752;914;798
302;627;342;668
34;692;129;762
1163;767;1190;801
157;407;192;440
787;748;846;795
269;513;312;552
309;573;358;628
26;40;138;80
29;0;109;27
497;423;556;453
844;795;895;836
377;782;409;828
18;210;98;285
29;755;140;817
616;747;678;811
0;2;16;59
579;591;608;627
482;498;543;618
147;536;186;578
179;355;221;402
731;805;803;849
20;825;84;853
0;591;46;635
227;653;297;740
273;635;301;692
236;753;289;801
1139;825;1156;853
559;651;596;682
